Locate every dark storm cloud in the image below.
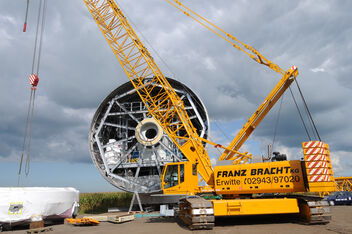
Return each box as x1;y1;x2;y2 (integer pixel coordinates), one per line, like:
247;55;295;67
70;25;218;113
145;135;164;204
0;0;351;175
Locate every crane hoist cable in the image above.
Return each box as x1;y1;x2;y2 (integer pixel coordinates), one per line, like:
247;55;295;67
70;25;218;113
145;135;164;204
23;0;30;32
277;82;320;143
288;87;312;141
213;121;231;142
268;82;320;148
294;79;321;141
18;0;47;186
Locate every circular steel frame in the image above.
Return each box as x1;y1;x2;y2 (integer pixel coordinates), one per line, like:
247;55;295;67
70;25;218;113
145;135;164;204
89;78;209;193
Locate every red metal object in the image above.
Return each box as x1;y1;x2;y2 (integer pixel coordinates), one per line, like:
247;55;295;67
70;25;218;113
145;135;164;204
29;74;39;88
23;23;27;32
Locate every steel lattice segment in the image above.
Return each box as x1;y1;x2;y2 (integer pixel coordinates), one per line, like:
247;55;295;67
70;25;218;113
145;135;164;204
83;0;214;185
335;177;352;192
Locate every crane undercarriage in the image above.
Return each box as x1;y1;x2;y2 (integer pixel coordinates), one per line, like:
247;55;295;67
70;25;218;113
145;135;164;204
178;195;331;230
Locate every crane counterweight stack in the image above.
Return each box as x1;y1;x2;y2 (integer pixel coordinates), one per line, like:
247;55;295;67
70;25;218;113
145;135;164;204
302;141;336;192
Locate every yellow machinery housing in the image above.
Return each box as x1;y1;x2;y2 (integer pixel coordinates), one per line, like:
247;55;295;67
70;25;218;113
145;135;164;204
162;160;308;195
214;160;306;194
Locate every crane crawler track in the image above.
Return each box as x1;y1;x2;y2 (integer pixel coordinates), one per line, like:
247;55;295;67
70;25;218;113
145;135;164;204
263;194;331;224
297;197;331;224
178;197;214;230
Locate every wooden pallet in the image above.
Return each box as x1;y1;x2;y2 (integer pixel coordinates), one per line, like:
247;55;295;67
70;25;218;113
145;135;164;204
108;214;135;223
83;214;135;224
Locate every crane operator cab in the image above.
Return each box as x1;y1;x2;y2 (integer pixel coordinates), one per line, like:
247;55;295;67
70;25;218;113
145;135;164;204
161;162;199;195
163;164;183;188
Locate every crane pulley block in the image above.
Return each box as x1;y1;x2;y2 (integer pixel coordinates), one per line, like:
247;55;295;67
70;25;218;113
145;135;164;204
29;74;39;89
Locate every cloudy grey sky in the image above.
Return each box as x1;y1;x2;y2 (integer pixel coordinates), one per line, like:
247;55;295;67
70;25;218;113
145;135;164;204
0;0;351;192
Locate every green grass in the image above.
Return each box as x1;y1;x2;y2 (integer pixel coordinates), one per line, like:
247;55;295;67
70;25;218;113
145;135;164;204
79;192;133;214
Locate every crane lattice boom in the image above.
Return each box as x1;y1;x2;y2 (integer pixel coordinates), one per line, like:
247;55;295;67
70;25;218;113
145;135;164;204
83;0;214;185
165;0;299;161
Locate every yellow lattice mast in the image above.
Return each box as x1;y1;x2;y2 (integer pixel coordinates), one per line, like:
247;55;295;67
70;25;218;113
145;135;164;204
166;0;299;162
82;0;216;184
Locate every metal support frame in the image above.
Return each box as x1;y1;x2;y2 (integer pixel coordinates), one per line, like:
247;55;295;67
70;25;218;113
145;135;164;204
128;192;143;212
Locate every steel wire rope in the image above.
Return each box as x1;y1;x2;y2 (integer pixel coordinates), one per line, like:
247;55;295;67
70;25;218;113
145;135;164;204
23;0;30;32
25;0;47;180
31;0;42;74
18;0;43;185
18;0;47;185
24;89;36;179
18;90;34;186
35;0;47;77
211;120;235;158
213;120;231;142
294;79;321;141
288;86;311;141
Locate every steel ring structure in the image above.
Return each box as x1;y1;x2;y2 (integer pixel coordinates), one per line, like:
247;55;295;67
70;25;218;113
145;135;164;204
89;77;209;193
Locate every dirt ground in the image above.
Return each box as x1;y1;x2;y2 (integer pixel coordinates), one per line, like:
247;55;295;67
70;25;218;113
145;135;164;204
6;206;352;234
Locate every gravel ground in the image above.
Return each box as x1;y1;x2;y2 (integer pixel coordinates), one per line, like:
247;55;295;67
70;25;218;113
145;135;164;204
5;206;352;234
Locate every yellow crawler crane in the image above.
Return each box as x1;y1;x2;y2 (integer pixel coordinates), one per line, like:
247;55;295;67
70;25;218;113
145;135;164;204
162;141;336;229
83;0;337;230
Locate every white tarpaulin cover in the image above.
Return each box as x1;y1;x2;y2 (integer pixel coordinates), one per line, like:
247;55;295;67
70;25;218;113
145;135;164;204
0;187;79;225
